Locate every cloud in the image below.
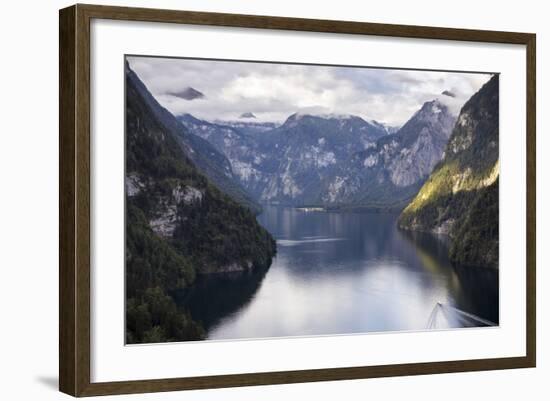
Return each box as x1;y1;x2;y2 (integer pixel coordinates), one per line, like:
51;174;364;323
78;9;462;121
127;56;492;126
166;87;205;100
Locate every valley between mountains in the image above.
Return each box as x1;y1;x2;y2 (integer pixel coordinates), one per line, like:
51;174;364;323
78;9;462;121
125;60;499;343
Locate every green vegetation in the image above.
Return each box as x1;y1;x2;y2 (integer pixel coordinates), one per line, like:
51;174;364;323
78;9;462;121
126;287;204;344
125;63;276;343
399;75;499;268
449;179;499;267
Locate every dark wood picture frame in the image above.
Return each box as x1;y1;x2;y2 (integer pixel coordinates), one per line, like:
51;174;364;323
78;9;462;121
59;3;536;397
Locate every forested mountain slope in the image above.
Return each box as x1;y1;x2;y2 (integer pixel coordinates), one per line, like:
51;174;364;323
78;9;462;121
399;75;499;268
126;62;260;213
125;63;276;343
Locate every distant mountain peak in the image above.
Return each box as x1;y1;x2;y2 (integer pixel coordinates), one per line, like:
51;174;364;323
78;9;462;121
409;99;450;122
283;113;310;125
168;87;205;100
369;120;400;135
285;112;358;124
239;112;257;119
428;99;446;114
399;75;499;268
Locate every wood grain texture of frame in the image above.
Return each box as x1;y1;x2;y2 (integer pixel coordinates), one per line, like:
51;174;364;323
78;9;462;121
59;3;536;397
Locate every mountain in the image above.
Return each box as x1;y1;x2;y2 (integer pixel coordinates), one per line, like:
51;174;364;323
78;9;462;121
179;104;455;208
398;75;499;268
126;63;260;213
168;86;205;100
239;112;256;119
322;99;457;208
370;120;400;135
180;112;390;205
213;119;279;135
252;113;390;204
125;63;276;343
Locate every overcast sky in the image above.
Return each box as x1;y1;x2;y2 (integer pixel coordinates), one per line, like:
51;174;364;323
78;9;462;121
127;56;492;126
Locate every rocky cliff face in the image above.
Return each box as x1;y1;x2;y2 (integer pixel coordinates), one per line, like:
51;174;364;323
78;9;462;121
180;99;455;208
125;63;276;343
249;113;389;205
126;63;260;213
126;62;275;275
399;75;499;268
180;113;384;204
321;99;456;207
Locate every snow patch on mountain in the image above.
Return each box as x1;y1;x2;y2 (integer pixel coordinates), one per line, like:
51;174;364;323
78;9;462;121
232;160;256;181
126;174;145;196
326;176;346;203
173;185;203;204
363;154;378;168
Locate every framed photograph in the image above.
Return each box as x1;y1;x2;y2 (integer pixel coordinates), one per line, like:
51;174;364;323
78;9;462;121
59;4;536;397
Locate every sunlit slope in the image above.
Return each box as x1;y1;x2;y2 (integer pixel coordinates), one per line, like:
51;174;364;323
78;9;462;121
399;75;499;268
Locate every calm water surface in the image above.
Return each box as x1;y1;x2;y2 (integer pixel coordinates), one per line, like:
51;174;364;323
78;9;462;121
179;206;498;340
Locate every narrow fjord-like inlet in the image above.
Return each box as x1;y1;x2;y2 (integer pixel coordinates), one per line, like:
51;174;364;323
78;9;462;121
179;206;498;341
125;57;499;344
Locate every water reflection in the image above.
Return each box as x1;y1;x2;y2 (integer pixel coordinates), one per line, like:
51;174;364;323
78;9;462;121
399;230;499;326
177;206;498;340
173;266;268;331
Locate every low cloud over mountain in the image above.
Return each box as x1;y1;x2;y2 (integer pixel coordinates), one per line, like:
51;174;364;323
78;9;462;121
127;56;490;125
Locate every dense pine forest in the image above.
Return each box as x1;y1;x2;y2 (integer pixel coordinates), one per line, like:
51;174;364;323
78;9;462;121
124;57;499;343
399;75;499;268
125;63;276;343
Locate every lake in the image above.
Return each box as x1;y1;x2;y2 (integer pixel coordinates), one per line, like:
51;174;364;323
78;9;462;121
179;205;499;341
